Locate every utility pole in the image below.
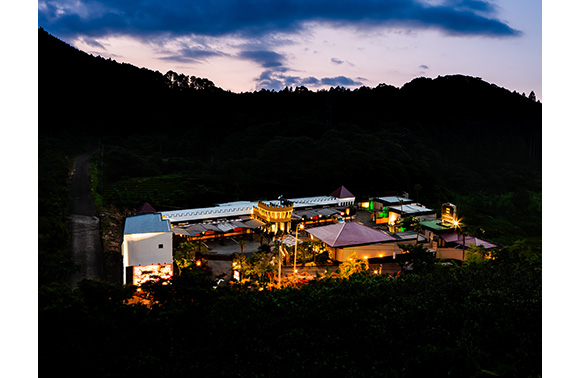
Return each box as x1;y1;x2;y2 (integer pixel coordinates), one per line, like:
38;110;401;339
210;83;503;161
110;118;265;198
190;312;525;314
278;241;282;289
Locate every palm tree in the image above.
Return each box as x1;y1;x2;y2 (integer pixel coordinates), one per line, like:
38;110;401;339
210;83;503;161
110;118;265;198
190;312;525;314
411;217;423;243
238;239;247;254
263;221;274;243
338;252;369;278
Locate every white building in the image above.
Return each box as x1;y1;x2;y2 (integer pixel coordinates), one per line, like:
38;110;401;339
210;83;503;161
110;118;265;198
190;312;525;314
122;213;173;285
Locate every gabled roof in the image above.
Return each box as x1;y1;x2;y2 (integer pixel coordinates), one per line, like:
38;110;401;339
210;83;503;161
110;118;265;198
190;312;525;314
306;222;396;248
330;185;355;199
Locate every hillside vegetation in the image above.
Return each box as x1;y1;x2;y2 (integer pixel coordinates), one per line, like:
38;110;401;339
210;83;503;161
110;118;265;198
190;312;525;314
39;27;540;248
39;27;541;378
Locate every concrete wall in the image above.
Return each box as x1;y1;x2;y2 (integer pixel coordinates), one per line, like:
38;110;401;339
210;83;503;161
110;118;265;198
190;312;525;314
436;248;465;261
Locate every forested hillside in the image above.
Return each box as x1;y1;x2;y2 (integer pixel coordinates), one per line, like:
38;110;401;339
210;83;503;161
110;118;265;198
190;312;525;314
39;27;542;378
39;27;541;248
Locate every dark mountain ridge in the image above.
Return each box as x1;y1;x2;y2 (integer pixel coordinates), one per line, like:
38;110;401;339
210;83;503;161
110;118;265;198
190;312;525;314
39;27;541;246
39;27;540;136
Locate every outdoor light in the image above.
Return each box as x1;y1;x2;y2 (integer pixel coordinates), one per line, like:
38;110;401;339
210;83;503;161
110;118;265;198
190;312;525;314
293;223;304;274
452;218;466;260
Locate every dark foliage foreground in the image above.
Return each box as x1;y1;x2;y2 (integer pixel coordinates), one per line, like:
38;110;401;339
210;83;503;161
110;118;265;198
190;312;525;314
40;260;540;378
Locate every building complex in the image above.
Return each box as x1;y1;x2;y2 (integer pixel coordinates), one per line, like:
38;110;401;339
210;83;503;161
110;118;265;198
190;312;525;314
122;186;497;285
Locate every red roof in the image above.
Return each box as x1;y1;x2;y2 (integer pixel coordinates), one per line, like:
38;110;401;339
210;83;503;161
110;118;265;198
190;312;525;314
306;222;396;248
330;185;355;199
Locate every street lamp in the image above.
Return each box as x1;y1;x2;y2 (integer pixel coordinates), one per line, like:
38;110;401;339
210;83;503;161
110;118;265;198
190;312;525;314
452;218;466;260
294;223;304;274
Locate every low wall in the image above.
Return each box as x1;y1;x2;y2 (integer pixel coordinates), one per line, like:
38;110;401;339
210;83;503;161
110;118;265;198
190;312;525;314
436;248;465;261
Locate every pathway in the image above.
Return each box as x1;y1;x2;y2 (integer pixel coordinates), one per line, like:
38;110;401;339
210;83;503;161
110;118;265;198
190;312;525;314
68;152;103;286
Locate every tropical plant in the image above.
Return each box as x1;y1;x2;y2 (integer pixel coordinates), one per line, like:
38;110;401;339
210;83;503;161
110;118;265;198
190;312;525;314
464;242;492;264
397;243;436;274
232;252;250;281
173;241;209;274
338;252;369;278
233;251;278;287
491;239;540;265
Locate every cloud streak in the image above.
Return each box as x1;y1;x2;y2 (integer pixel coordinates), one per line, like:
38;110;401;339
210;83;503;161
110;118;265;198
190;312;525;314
159;47;228;63
239;50;286;68
39;0;521;40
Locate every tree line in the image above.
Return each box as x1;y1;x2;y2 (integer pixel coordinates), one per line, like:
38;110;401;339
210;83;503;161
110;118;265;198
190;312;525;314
41;243;541;377
39;27;542;377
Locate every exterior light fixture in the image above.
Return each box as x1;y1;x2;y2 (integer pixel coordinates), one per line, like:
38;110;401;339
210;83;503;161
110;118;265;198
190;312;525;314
452;218;466;260
293;223;304;274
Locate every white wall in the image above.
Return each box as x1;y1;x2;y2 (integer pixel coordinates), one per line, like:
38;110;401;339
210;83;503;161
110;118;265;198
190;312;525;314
122;232;173;283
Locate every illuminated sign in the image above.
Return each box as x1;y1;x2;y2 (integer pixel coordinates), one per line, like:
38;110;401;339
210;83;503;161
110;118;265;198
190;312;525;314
133;264;173;286
441;203;457;225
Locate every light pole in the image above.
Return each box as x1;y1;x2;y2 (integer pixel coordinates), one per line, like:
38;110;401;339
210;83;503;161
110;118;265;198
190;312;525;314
452;219;466;261
294;223;304;274
278;242;283;289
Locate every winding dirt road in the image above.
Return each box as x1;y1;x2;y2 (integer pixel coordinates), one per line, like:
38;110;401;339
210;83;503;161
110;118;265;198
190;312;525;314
68;152;103;285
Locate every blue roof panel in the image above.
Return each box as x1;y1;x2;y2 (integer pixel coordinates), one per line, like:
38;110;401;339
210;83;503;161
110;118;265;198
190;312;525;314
124;213;171;234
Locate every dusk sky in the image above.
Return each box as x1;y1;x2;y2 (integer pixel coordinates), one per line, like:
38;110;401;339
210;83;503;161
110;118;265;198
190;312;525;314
38;0;542;99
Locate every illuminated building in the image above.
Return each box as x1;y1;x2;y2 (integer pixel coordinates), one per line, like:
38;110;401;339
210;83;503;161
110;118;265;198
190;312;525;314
384;204;437;230
441;202;457;225
370;195;414;212
305;222;422;261
160;186;357;241
121;187;356;284
253;201;293;233
122;213;173;285
419;205;499;260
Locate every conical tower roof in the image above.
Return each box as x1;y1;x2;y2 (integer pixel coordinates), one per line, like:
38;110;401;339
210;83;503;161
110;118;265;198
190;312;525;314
136;202;156;214
330;185;355;199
